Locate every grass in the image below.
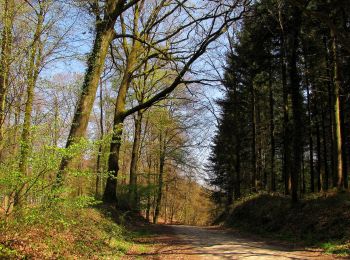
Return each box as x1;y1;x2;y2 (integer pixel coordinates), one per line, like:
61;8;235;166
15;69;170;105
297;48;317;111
223;191;350;256
321;241;350;256
0;198;153;259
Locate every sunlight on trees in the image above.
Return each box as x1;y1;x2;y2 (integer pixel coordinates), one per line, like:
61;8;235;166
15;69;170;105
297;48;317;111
0;0;350;258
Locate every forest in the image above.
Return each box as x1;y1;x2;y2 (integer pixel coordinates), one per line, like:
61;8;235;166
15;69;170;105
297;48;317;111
0;0;350;259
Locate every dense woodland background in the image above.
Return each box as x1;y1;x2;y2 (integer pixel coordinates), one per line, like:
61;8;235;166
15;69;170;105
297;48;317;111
0;0;244;225
0;0;350;258
209;0;350;209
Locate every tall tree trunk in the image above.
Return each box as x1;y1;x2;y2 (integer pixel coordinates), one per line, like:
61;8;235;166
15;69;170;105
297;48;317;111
0;0;14;156
330;29;344;190
323;36;336;188
316;120;322;192
128;110;143;209
164;183;168;224
251;83;257;192
269;67;276;191
102;45;140;203
152;160;158;222
257;103;264;188
278;0;291;195
321;107;329;190
146;155;152;222
232;85;241;200
280;35;291;195
234;146;241;199
303;43;314;192
154;133;165;224
301;153;305;194
288;7;302;203
95;79;104;198
57;0;126;182
53;96;59;146
226;174;234;212
305;76;314;192
340;97;348;189
17;7;44;205
340;6;349;190
103;2;143;204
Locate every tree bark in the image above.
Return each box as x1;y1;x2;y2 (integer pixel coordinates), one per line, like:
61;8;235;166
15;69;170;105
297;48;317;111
321;107;329;190
146;155;152;222
302;42;314;192
269;66;276;191
316;120;323;192
95;79;104;198
57;0;126;183
288;7;302;203
280;33;291;195
103;2;142;203
340;97;348;189
234;85;241;199
251;83;257;192
128;110;143;209
301;152;305;194
102;44;140;203
154;133;165;224
234;146;241;199
305;73;314;192
323;36;336;188
330;29;344;190
0;0;14;155
17;6;44;205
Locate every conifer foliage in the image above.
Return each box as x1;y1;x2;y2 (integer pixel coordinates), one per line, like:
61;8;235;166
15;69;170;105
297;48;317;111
208;0;350;209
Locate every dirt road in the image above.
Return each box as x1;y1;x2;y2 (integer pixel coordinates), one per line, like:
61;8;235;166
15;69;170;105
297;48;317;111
129;225;336;259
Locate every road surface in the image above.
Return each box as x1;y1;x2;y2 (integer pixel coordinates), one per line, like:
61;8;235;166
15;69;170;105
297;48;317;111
128;225;336;259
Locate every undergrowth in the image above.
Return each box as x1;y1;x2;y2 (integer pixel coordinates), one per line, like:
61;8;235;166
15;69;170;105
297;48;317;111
0;196;150;259
223;191;350;256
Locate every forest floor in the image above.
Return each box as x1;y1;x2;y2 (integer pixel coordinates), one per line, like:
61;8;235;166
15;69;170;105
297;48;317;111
222;192;350;257
125;224;338;259
1;195;348;259
0;204;153;259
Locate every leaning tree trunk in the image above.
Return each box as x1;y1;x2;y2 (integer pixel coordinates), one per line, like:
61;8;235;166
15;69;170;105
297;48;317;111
57;0;125;183
102;1;142;203
102;40;140;204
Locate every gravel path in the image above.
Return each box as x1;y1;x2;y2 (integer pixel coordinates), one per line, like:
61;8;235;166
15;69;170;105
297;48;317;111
126;225;337;259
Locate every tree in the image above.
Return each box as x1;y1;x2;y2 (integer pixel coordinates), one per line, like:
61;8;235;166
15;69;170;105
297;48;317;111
57;0;140;182
0;0;14;155
103;0;248;204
